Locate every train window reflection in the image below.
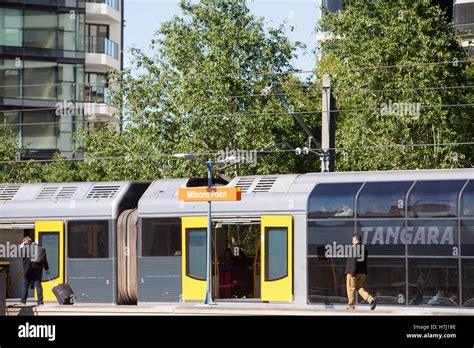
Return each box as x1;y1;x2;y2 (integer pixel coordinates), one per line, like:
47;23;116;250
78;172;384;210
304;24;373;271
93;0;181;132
462;259;474;307
461;181;474;217
408;181;466;218
357;181;412;218
142;218;181;257
68;221;109;258
308;183;362;219
186;228;206;280
408;258;459;306
307;220;354;256
461;220;474;256
358;258;406;305
307;258;346;304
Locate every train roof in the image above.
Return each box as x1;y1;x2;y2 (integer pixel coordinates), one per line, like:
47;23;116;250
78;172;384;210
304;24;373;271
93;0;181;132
0;181;143;221
137;168;474;218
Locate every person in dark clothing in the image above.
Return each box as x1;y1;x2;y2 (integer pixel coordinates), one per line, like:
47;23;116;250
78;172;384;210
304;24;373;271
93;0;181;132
20;236;49;305
345;233;376;310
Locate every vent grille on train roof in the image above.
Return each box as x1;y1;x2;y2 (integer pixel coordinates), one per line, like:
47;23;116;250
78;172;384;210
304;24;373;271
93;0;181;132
56;186;77;200
36;186;59;200
36;186;78;200
86;185;120;199
0;184;20;201
235;177;257;193
253;176;278;193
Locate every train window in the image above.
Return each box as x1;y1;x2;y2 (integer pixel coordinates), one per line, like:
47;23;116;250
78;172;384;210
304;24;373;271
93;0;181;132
359;258;406;305
308;183;362;219
408;180;466;218
356;220;405;256
40;232;59;280
462;259;474;307
307;220;354;257
461;220;474;256
357;181;412;218
265;227;288;281
142;218;181;257
307;258;347;304
461;181;474;217
68;221;109;258
186;228;207;280
406;220;458;256
408;258;459;306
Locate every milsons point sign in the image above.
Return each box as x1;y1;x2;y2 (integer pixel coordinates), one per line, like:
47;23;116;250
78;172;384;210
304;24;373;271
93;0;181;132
360;226;454;245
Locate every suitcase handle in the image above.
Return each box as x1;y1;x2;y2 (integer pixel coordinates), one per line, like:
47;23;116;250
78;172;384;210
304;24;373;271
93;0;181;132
46;272;59;287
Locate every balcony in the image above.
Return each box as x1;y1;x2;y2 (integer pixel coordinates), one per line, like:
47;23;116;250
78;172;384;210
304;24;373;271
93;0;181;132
85;36;120;70
85;0;120;23
86;0;119;11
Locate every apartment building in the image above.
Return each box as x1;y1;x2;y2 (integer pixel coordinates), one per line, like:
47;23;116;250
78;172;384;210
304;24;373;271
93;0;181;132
454;0;474;56
0;0;123;160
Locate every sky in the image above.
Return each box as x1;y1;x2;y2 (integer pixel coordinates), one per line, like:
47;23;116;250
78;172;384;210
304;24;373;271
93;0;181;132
123;0;322;73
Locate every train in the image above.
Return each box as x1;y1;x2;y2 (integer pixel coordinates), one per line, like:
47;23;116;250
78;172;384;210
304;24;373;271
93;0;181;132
0;168;473;307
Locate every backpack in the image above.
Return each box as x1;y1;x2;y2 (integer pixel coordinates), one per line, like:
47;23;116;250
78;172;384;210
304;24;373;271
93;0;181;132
30;244;46;265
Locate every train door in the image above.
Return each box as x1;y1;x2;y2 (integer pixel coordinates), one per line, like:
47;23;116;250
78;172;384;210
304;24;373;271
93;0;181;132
181;216;207;301
35;221;65;302
260;215;293;302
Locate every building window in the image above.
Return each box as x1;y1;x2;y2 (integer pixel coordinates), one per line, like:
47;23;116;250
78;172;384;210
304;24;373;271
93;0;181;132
85;72;107;102
308;183;362;219
68;221;109;258
408;258;459;306
408;180;466;218
23;61;57;99
22;111;57;149
0;8;22;47
141;218;181;257
58;12;84;51
24;10;57;49
0;112;20;137
357;181;412;218
0;59;21;98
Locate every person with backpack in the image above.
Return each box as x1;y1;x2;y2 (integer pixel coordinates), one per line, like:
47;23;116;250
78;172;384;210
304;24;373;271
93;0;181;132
19;236;49;305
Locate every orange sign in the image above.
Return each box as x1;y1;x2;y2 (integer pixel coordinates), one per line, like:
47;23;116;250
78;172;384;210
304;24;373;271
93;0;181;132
178;187;242;202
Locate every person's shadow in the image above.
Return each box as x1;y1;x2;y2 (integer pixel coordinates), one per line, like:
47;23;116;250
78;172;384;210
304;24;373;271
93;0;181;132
6;304;38;316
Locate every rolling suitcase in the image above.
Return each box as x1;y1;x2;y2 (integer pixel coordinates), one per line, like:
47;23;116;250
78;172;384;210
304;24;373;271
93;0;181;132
49;275;75;305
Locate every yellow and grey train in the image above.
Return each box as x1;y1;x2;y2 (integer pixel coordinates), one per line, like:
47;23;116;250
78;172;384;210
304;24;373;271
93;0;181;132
0;168;473;307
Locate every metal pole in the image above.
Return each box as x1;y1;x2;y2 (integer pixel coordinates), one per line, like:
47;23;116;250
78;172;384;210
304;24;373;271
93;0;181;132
204;160;214;305
321;74;336;172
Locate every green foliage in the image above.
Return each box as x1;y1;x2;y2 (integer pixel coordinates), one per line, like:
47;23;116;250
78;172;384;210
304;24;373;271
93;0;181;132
318;0;474;170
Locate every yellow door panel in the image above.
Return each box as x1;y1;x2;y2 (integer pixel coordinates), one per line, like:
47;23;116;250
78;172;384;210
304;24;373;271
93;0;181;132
182;216;208;301
261;215;293;302
35;221;64;302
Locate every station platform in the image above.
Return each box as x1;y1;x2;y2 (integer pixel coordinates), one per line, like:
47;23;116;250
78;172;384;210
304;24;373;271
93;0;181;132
5;299;474;316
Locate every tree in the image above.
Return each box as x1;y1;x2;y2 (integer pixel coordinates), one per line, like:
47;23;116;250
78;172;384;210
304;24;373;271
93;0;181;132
95;0;321;181
317;0;474;171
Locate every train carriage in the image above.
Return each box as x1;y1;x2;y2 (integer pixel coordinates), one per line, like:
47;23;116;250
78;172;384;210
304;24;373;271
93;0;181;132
0;168;473;308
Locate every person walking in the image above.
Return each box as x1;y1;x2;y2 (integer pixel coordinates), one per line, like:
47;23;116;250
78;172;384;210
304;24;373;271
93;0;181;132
19;236;50;305
345;233;376;311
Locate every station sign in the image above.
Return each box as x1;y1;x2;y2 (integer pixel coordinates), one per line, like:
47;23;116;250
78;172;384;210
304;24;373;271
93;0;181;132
178;187;242;202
